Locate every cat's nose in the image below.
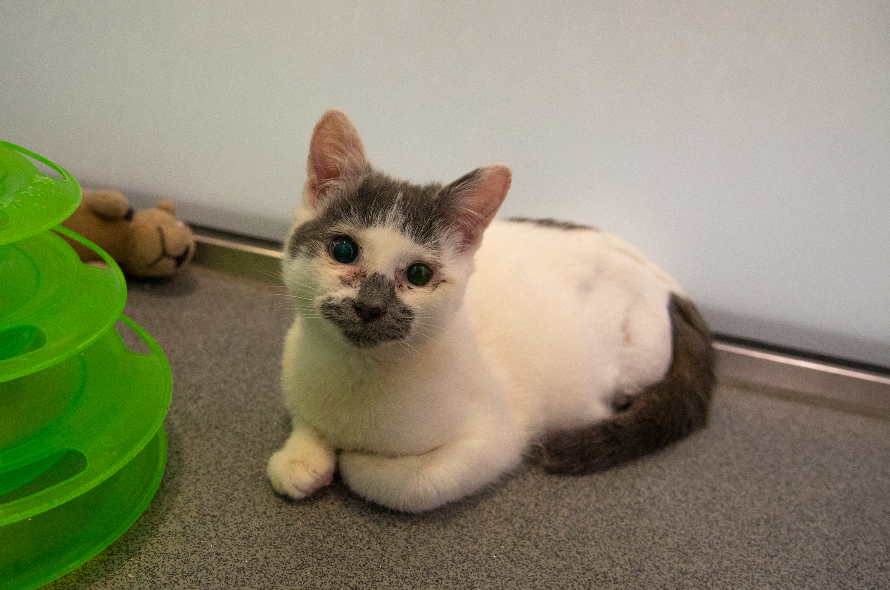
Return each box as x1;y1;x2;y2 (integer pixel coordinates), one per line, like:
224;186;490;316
353;300;385;321
354;273;396;322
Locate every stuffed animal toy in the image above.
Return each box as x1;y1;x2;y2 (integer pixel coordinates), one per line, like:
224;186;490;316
61;189;195;278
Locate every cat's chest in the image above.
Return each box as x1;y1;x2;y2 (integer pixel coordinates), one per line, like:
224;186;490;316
283;327;472;454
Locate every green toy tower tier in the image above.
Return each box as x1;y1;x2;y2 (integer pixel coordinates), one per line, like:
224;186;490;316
0;142;173;590
1;227;127;381
0;142;81;244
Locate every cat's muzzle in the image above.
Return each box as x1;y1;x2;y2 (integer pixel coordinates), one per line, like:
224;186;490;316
319;273;414;347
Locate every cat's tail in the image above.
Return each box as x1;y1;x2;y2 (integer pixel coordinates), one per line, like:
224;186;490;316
541;293;715;475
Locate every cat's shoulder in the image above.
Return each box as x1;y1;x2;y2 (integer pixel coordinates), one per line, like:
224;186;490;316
484;217;601;242
501;217;601;232
483;217;616;253
479;218;680;291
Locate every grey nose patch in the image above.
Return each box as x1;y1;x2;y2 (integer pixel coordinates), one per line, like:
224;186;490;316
320;272;414;347
354;273;395;321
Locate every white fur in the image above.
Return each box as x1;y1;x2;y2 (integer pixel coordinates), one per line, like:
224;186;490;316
267;218;679;512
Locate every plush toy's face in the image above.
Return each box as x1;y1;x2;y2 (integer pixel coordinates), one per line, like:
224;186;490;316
123;203;195;277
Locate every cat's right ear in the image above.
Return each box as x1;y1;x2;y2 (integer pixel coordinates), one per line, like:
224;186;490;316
443;164;512;251
304;110;368;209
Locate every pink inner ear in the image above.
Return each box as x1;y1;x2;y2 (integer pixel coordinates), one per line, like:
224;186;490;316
305;110;367;207
456;164;512;250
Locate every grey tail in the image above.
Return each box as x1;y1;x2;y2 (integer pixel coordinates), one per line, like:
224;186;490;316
541;293;715;475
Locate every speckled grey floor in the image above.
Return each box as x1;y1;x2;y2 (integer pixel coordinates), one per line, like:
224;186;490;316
46;267;890;589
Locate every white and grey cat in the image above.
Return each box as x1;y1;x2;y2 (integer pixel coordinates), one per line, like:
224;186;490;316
267;110;714;512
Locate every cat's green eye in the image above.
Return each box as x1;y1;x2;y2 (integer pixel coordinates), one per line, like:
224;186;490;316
406;263;433;286
330;237;358;264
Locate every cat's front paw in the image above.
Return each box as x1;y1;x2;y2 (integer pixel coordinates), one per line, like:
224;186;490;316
267;433;336;500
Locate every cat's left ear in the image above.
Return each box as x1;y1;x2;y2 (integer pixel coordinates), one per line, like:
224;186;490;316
443;164;511;251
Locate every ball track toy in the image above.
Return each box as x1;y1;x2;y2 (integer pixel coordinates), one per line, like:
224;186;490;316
0;141;172;590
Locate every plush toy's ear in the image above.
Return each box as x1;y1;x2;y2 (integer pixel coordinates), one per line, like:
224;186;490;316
304;110;368;209
82;189;131;221
442;164;511;251
157;200;177;216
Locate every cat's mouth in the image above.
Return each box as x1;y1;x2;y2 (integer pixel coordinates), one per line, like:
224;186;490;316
320;297;414;347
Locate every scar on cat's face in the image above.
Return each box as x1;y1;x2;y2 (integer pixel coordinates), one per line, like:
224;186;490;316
338;265;367;288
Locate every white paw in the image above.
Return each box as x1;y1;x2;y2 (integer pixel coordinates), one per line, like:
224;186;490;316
267;437;336;500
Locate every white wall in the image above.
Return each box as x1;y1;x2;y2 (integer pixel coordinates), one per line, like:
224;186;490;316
2;1;888;366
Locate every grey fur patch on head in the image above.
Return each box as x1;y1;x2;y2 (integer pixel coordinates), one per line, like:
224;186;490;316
319;272;415;347
506;217;600;232
288;168;484;259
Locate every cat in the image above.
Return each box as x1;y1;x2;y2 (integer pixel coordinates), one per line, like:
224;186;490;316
266;110;715;512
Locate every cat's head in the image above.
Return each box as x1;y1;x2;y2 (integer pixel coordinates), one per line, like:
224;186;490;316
283;110;511;351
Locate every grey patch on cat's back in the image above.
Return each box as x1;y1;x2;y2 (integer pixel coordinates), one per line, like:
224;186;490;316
319;272;415;347
506;217;600;232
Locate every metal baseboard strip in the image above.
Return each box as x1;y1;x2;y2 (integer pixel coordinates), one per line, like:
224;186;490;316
715;342;890;419
191;227;890;419
192;226;284;285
